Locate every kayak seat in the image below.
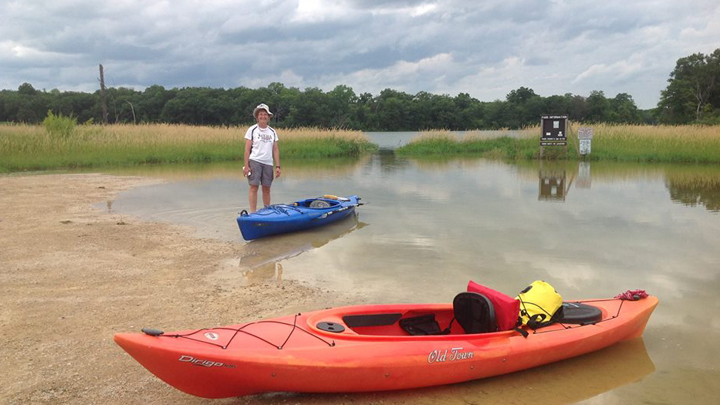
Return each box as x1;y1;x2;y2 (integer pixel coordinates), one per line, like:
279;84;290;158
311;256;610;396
467;280;520;331
453;292;497;334
309;200;332;208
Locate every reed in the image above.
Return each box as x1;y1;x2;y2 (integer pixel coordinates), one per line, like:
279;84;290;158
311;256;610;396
397;125;720;163
577;123;720;163
396;129;547;159
0;124;376;173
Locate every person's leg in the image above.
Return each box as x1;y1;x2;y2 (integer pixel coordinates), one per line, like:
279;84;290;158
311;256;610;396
261;185;271;207
248;159;264;212
249;185;259;212
259;161;275;208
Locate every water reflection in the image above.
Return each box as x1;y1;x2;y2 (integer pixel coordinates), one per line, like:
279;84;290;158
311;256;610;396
237;214;368;285
538;167;568;201
416;337;655;405
577;161;592;189
375;150;410;176
665;169;720;212
537;162;591;200
251;338;654;404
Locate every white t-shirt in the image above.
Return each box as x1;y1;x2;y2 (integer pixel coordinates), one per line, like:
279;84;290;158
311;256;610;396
244;124;279;166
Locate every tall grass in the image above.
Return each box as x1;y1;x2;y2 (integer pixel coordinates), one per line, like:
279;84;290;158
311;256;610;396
0;124;377;173
396;128;550;159
579;123;720;163
396;125;720;163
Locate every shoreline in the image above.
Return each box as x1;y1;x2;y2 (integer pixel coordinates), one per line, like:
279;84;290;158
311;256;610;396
0;173;352;404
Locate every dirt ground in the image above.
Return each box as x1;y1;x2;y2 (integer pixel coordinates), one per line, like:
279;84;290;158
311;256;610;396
0;173;368;405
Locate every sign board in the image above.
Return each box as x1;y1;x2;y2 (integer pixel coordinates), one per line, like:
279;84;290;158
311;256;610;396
540;115;567;146
578;127;594;140
579;139;592;155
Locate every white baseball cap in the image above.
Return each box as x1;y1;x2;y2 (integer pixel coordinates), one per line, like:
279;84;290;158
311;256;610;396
253;103;273;118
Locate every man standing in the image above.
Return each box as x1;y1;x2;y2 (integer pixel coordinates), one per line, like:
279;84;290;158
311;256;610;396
244;103;281;212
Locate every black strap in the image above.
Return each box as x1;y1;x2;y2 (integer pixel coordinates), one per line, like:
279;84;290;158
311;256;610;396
514;327;529;338
440;318;455;335
512;316;528;337
527;314;547;330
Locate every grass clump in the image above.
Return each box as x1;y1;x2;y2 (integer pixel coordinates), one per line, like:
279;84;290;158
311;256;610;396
42;111;77;139
397;129;548;159
0;124;377;173
279;127;377;158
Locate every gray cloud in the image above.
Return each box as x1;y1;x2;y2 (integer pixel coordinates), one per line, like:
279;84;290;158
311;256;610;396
1;0;719;107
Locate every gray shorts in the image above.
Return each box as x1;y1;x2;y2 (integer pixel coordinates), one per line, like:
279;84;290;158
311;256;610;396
247;160;274;187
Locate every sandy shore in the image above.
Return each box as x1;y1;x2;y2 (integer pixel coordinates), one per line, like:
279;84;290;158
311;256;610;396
0;173;362;404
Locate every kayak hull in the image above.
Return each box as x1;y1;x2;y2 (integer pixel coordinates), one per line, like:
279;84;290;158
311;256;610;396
115;296;658;398
237;195;360;240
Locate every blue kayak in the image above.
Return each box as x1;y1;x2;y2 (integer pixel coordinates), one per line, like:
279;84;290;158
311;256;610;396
237;195;361;240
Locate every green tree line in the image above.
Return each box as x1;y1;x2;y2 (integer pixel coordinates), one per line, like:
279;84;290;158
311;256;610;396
0;83;652;130
2;49;718;129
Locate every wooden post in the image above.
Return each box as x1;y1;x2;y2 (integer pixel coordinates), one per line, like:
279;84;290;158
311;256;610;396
126;101;136;124
99;64;108;125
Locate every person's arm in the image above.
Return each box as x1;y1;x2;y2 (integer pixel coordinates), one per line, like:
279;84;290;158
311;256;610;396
243;139;252;177
273;141;281;178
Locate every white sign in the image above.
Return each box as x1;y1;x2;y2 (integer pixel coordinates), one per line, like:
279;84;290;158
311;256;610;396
579;139;592;155
578;127;594;140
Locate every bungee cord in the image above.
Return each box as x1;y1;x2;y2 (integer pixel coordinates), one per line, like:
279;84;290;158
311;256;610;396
151;314;335;350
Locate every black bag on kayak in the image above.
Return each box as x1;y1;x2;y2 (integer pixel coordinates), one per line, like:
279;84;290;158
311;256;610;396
399;314;443;335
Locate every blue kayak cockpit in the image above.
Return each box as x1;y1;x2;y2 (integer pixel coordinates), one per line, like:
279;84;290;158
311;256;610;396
295;198;342;209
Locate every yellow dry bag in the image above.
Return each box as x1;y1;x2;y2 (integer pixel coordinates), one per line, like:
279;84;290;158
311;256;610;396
516;280;563;329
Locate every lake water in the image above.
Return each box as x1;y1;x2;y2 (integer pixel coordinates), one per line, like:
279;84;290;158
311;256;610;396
109;152;720;404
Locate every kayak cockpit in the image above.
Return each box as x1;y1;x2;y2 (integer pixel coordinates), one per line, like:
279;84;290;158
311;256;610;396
295;198;342;209
308;296;607;338
342;309;459;336
308;305;495;337
310;292;509;337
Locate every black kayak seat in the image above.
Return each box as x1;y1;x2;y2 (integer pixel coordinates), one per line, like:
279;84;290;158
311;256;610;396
454;292;497;334
558;302;603;324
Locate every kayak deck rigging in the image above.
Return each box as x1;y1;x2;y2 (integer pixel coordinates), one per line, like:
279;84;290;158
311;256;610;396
139;297;631;351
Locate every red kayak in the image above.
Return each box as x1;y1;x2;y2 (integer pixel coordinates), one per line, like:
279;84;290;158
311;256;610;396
115;294;658;399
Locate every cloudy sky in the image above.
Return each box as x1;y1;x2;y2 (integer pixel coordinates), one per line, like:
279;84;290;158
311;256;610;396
1;0;719;109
